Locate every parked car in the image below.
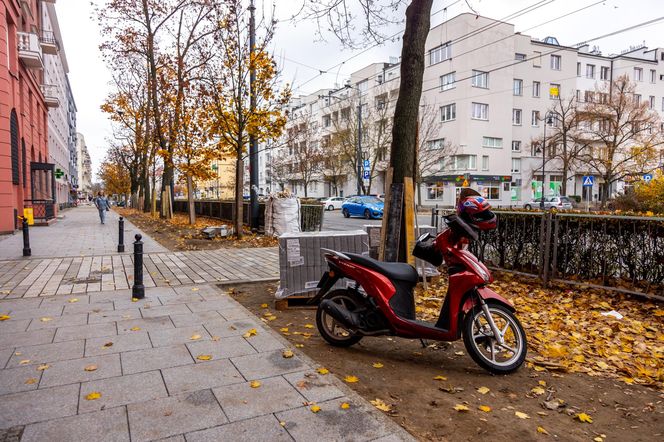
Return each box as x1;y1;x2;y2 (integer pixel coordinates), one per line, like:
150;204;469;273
321;196;346;211
523;196;573;210
342;196;384;219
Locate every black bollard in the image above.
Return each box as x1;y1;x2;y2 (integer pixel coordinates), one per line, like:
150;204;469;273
131;234;145;299
117;217;125;252
21;217;31;257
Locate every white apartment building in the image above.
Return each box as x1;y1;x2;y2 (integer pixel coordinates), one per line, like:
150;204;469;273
41;2;77;207
269;13;664;205
76;132;92;196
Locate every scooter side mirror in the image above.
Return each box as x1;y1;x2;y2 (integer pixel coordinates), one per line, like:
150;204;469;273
417;232;432;242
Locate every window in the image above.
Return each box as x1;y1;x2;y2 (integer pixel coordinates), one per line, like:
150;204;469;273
512;140;521;152
482;137;502;148
451;155;476;170
650;69;656;83
586;64;595;79
515;53;527;60
533;51;541;67
634;67;643;81
512;109;522;125
549;83;560;99
649;96;655;109
375;95;387;110
576;62;581;76
634;94;641;105
481;155;489;171
532;81;540;97
322;115;331;127
479;182;500;200
471;102;489;120
426;138;445;150
511;158;521;173
358;79;368;94
532;111;540;127
576;89;581;101
584;90;594;103
600;66;610;80
440;72;455;91
513;79;523;96
430;43;451;65
10;109;19;185
440;103;456;122
427;185;444;200
550;55;561;70
471;70;488;88
662;97;664;111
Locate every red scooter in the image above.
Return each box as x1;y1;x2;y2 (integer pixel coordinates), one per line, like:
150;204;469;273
310;212;527;374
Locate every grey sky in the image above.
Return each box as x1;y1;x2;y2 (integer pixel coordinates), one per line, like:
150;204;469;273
54;0;664;177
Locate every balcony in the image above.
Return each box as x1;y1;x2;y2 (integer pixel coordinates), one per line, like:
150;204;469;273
41;84;60;108
40;30;59;55
17;32;43;69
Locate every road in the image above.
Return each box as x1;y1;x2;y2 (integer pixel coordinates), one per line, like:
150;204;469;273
321;208;439;231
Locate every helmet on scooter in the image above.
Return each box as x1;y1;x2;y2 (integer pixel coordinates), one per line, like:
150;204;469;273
457;192;497;231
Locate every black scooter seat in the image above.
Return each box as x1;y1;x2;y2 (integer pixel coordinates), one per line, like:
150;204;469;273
344;253;418;283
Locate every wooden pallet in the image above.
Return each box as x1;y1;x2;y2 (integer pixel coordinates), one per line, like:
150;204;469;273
275;296;317;311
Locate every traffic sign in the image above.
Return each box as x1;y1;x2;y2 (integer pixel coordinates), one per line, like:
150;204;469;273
643;174;653;183
363;159;370;170
582;176;594;187
362;170;370;179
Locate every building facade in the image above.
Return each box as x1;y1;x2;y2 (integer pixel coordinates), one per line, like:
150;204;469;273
76;132;91;196
0;0;53;233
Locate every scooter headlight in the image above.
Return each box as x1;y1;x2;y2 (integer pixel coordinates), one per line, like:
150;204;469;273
468;259;490;282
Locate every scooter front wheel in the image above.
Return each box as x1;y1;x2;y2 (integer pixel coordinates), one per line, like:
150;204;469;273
316;290;363;347
462;303;527;374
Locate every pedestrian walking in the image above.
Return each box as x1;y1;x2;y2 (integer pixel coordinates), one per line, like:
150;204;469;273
94;192;111;224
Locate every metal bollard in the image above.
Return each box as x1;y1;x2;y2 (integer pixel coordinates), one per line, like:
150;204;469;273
131;234;145;299
117;217;125;252
430;207;435;226
21;217;31;257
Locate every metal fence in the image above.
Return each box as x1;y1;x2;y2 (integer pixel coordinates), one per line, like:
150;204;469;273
432;209;664;300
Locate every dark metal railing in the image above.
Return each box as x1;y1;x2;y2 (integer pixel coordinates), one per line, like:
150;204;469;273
24;199;56;221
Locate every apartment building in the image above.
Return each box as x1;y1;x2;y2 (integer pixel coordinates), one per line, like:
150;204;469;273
0;0;53;232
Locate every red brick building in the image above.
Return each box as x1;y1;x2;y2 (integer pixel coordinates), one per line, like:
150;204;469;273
1;0;54;234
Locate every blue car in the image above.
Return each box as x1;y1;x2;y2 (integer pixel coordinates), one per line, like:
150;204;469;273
341;196;384;219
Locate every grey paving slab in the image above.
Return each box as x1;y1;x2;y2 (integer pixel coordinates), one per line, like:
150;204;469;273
79;370;168;413
88;307;141;324
0;384;79;428
203;318;261;339
0;365;43;395
140;304;192;319
186;299;237;313
53;322;117;342
276;397;391;442
158;293;204;306
6;340;84;368
217;307;253;321
116;316;174;334
186;413;292;442
0;318;31;334
212;376;305;422
186;336;257;361
39;294;90;307
169;310;223;328
283;370;346;403
85;332;152;357
0;298;43;312
246;332;287;353
127;389;228;442
88;288;132;303
161;359;244;395
62;301;115;315
121;344;193;374
39;353;122;388
0;349;13;368
27;313;88;331
0;329;56;351
148;325;211;348
5;306;63;321
230;349;306;380
21;405;130;442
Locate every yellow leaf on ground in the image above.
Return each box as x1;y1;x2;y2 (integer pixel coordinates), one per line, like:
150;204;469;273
537;426;550;435
250;380;261;388
576;412;593;423
478;405;492;412
371;399;392;412
538;380;547;386
130;327;141;331
572;354;586;363
68;298;79;303
433;375;448;381
243;328;257;338
515;411;530;419
266;315;277;321
280;327;289;332
196;355;212;361
317;368;329;375
102;342;113;348
131;298;139;302
19;360;30;365
84;365;98;372
85;392;102;400
477;386;490;395
40;317;52;322
295;344;304;348
595;361;609;370
0;315;10;321
340;402;350;409
372;362;384;369
24;378;38;385
454;404;470;412
344;375;359;383
310;405;321;413
260;303;268;308
282;350;294;359
190;334;202;340
304;324;314;329
36;364;49;371
531;386;546;396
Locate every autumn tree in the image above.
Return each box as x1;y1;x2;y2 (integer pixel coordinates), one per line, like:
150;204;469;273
321;137;348;196
576;75;663;206
98;159;131;199
204;1;290;238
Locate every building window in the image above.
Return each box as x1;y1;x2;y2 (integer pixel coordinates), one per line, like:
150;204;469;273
549;83;560;99
634;94;641;105
649;96;655;109
430;43;451;65
550;55;561;70
358;79;368;94
481;155;489;171
584;91;594;103
479;182;500;200
440;103;456;122
512;140;521;152
471;102;489;120
511;158;521;173
586;64;595;79
661;97;664;111
513;79;523;96
532;81;540;97
426;138;445;150
531;110;540;126
515;53;527;60
576;62;581;76
650;69;657;83
634;67;643;81
451;155;476;170
512;109;522;125
482;137;502;149
322;115;331;127
427;185;444;200
600;66;610;80
471;70;489;88
22;139;27;189
440;72;455;91
10;109;19;185
533;51;541;67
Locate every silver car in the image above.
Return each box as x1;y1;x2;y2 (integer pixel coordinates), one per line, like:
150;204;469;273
523;196;573;210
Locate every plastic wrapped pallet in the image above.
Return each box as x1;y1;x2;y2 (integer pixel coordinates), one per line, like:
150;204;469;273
265;194;300;237
275;230;369;299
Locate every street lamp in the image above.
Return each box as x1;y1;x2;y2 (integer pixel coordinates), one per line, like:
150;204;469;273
535;111;555;210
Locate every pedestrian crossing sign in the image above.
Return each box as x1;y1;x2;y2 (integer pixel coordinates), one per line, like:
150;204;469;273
582;176;594;187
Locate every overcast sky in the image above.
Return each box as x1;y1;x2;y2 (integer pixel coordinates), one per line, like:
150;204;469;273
55;0;664;178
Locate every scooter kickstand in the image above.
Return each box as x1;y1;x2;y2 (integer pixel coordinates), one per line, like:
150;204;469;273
420;339;428;348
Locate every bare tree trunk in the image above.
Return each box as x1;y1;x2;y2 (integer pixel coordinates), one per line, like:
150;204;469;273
386;0;433;262
235;154;244;239
187;174;196;225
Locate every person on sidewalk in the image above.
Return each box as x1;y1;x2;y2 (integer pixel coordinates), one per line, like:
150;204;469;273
94;192;111;224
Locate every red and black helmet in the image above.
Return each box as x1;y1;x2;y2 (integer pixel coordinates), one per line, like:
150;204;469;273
457;192;497;231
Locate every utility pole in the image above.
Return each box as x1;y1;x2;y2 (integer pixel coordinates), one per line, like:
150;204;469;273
356;102;362;195
249;0;259;230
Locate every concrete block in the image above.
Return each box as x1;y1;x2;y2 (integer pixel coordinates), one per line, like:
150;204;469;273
0;365;43;395
185;299;237;313
0;318;31;334
39;353;121;388
245;332;286;353
85;332;151;357
6;340;84;368
169;311;223;328
140;304;191;319
53;322;117;342
5;306;64;321
186;336;256;361
79;370;168;413
21;407;129;442
149;325;211;348
230;349;306;380
116;316;174;334
283;370;345;403
0;384;79;428
39;295;90;307
161;359;244;395
121;344;193;374
62;301;114;315
88;308;141;324
203;318;259;339
27;313;88;331
0;329;56;351
186;414;291;442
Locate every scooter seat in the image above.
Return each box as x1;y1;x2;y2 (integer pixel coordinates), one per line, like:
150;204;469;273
344;253;418;283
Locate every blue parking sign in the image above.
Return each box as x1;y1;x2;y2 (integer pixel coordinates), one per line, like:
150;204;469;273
363;170;370;179
643;174;653;183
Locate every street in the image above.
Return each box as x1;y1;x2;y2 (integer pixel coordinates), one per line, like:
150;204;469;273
321;208;438;231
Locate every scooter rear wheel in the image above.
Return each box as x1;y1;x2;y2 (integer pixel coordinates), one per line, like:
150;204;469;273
462;302;527;374
316;290;363;347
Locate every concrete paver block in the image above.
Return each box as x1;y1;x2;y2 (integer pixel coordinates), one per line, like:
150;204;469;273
140;304;192;319
203;318;260;339
0;319;31;334
0;365;43;395
217;308;252;321
6;340;84;368
53;322;117;343
121;344;193;374
79;370;168;413
186;299;237;313
27;313;88;331
39;353;121;388
169;311;223;328
230;349;306;380
186;413;292;442
186;336;256;361
149;326;211;348
88;308;141;324
20;407;129;442
5;306;64;321
0;384;79;428
39;295;90;307
62;301;114;315
245;332;286;353
0;329;56;351
283;370;345;403
85;332;151;357
158;293;204;305
161;359;244;395
116;317;174;334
